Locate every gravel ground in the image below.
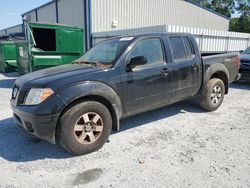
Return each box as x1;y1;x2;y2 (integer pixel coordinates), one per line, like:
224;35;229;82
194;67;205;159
0;73;249;188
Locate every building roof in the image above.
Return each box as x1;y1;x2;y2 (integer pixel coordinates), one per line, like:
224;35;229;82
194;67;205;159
0;24;23;33
21;0;55;16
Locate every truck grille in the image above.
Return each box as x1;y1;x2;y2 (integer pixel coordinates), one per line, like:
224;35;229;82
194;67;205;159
241;60;250;64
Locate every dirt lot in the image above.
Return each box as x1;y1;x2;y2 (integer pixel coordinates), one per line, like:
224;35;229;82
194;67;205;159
0;73;249;188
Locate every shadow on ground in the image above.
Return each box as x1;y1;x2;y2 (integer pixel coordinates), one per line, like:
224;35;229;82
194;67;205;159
0;99;204;162
230;81;250;91
0;73;18;89
0;118;73;162
0;79;16;89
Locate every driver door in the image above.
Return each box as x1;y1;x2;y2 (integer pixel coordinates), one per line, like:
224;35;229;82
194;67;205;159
122;37;173;115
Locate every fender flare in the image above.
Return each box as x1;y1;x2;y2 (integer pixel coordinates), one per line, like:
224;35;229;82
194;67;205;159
202;63;230;94
56;81;123;131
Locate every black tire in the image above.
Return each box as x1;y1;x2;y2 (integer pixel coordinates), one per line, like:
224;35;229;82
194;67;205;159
57;101;112;155
200;78;225;111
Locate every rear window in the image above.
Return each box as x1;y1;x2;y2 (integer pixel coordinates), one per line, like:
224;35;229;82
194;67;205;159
182;36;195;59
169;37;186;61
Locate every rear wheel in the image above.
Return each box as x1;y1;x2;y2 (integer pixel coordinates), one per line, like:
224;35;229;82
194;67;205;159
57;101;112;155
200;78;225;111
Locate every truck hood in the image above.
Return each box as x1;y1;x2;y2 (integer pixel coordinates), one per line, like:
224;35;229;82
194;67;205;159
15;64;102;88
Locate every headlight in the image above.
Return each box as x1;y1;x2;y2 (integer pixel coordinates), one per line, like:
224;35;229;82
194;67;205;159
25;88;54;105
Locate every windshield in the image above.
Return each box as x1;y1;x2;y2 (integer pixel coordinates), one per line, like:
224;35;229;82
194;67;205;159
243;47;250;54
77;38;133;66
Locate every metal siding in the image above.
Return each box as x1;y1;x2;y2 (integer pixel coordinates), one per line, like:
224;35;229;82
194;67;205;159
91;0;229;32
92;25;250;52
57;0;84;27
6;25;23;33
37;2;57;23
23;11;37;22
92;25;168;45
166;25;250;52
0;30;6;36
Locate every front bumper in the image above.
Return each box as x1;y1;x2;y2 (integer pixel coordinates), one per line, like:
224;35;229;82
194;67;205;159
234;73;241;81
11;95;65;144
239;69;250;80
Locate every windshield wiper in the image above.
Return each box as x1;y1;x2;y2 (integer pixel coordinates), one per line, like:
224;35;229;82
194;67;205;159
73;60;97;66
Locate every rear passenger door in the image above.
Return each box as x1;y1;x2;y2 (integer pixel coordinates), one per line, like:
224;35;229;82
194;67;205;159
169;36;201;101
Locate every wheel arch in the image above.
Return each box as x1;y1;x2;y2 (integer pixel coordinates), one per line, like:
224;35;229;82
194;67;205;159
210;71;228;94
204;63;230;94
55;81;123;136
58;95;119;131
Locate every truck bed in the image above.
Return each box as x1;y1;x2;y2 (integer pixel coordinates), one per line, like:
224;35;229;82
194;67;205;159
202;52;240;83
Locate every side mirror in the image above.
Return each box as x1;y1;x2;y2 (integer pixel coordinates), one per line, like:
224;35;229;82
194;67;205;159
239;50;244;54
127;56;147;70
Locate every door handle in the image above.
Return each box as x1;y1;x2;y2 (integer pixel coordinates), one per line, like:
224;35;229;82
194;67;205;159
192;63;199;67
192;63;199;70
161;68;169;77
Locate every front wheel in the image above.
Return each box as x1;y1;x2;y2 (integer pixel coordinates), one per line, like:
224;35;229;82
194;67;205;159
200;78;225;111
57;101;112;155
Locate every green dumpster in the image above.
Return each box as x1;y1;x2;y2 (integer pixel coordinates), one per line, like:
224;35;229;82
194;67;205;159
16;22;85;75
0;41;18;73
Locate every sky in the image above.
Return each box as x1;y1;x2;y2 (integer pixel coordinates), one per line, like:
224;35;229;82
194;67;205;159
0;0;51;30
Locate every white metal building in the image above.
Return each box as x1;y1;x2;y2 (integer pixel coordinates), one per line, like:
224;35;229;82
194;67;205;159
21;0;230;30
0;24;23;36
0;0;230;48
92;25;250;53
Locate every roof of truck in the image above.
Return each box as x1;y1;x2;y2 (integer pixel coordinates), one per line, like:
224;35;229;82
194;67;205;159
105;32;193;40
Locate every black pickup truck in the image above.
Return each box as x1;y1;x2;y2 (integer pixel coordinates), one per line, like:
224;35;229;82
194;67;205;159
11;33;240;155
239;46;250;80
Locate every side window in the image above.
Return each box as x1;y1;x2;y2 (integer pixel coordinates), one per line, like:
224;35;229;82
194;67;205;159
129;38;164;65
169;37;186;62
182;37;195;59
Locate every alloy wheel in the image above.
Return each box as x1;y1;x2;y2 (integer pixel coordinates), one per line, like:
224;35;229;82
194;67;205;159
74;112;104;144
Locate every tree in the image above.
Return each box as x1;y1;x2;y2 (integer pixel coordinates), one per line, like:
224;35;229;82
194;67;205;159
190;0;236;18
190;0;250;33
229;15;250;33
209;0;236;18
236;0;250;15
191;0;210;7
229;0;250;33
